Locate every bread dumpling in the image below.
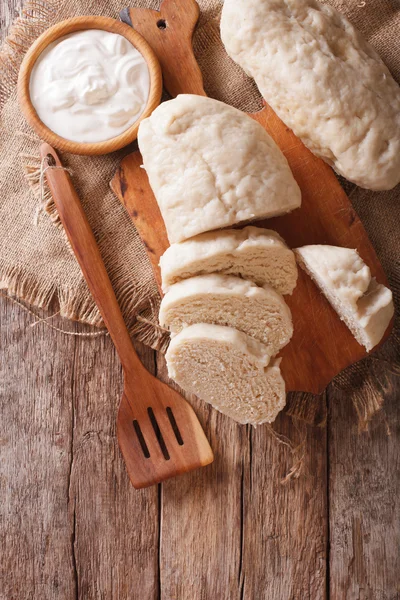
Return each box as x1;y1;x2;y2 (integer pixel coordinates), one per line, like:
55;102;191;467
160;226;298;295
166;324;286;425
138;94;301;243
159;274;293;355
221;0;400;190
295;245;394;351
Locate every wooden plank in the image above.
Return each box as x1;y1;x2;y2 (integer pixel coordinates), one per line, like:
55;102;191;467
69;331;160;598
0;298;76;600
328;381;400;599
157;351;328;599
0;0;22;35
242;411;328;599
156;353;245;599
1;7;160;588
0;296;160;600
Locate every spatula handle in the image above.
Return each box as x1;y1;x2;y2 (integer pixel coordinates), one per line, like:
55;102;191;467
40;143;143;375
122;0;206;97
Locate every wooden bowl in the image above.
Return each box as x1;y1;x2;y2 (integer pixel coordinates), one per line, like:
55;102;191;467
17;16;162;155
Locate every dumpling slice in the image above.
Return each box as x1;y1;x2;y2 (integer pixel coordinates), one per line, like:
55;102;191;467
166;324;286;425
295;245;394;351
159;273;293;355
160;226;298;295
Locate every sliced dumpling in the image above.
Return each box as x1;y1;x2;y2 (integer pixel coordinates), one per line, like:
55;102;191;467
160;225;298;294
138;94;301;243
159;273;293;355
166;324;286;425
295;245;394;351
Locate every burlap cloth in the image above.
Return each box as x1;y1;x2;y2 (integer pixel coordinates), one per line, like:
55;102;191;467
0;0;399;427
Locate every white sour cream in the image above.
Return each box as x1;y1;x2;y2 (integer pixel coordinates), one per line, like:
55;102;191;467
29;29;150;143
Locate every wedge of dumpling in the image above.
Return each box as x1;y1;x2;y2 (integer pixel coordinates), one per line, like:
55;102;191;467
159;274;293;355
138;94;301;243
159;226;298;294
166;324;286;425
221;0;400;190
295;245;394;351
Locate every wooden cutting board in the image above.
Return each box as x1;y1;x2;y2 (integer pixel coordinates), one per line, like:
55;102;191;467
111;0;394;395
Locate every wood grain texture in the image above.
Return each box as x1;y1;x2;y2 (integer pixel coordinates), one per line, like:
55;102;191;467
112;0;393;395
17;16;162;155
0;298;77;600
113;155;168;293
328;384;400;600
242;415;327;600
62;332;160;599
0;298;159;600
0;0;22;31
156;353;247;599
124;0;206;98
1;1;399;598
112;0;207;294
155;350;328;599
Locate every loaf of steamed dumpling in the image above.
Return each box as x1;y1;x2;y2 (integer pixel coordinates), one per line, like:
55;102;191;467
221;0;400;191
295;245;394;351
159;273;293;355
166;323;286;425
159;226;298;294
138;94;301;243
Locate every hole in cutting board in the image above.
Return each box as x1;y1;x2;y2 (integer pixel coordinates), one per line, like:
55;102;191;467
132;420;150;458
166;407;184;446
148;407;170;460
157;19;167;29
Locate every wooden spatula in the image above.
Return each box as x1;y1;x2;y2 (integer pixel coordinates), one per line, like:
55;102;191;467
40;143;213;489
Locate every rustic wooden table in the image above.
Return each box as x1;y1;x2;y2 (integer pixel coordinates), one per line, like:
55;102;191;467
1;3;399;599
